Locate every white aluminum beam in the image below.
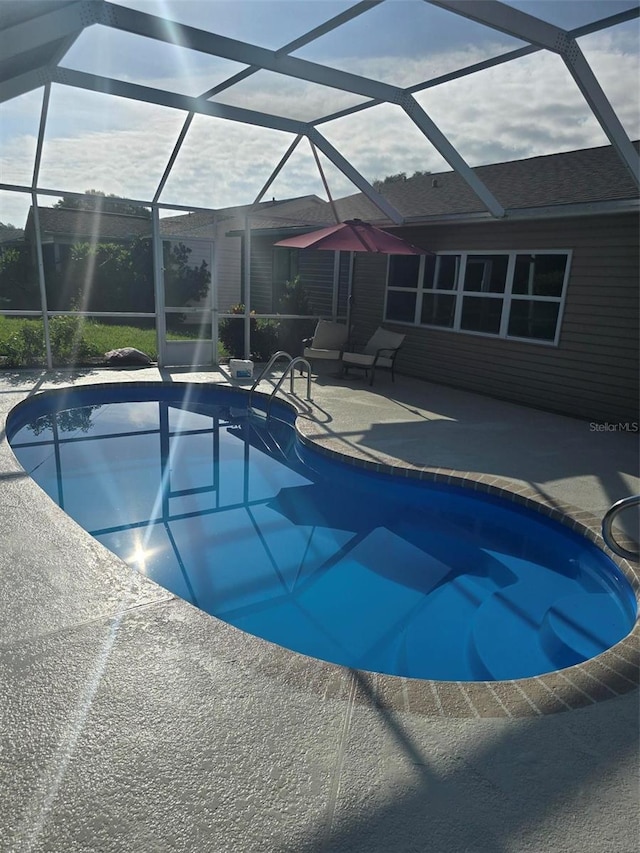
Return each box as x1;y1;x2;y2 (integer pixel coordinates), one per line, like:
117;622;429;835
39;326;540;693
317;6;638;117
402;94;505;217
201;0;382;99
279;1;383;54
30;196;53;369
0;67;49;103
152;207;167;368
0;0;91;64
95;2;512;217
427;1;562;51
409;45;537;94
411;4;639;94
308;129;404;224
428;1;639;185
100;1;401;103
560;41;639;185
51;67;308;135
153;113;195;204
31;83;50;189
51;66;499;223
153;5;381;209
251;136;304;207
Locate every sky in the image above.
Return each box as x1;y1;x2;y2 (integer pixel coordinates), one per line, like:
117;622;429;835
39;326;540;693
0;0;638;227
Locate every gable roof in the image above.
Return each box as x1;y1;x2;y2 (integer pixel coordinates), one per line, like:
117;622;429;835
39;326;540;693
0;226;24;245
23;143;640;243
27;206;152;241
27;195;331;242
160;195;326;238
278;141;640;230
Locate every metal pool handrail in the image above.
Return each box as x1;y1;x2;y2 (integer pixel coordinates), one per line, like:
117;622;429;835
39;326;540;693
247;350;293;410
247;352;312;415
265;357;312;416
602;495;640;561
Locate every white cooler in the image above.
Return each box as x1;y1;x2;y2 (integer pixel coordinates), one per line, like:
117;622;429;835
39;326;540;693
229;358;254;379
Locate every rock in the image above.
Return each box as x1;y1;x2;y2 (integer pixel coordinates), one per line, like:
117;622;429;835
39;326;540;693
104;347;153;366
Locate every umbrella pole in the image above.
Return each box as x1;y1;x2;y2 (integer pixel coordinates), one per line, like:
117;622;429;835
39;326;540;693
331;251;340;322
244;212;252;360
346;251;355;334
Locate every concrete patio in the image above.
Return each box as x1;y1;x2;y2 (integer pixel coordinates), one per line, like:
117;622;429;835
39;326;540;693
0;366;638;853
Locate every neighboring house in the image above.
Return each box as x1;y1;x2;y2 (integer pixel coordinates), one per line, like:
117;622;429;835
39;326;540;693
16;143;638;424
161;194;330;313
24;205;152;267
22;196;333;315
20;205;154;312
251;142;639;424
0;225;24;249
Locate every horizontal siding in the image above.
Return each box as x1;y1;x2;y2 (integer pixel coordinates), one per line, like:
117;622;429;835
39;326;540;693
249;237;273;313
246;241;338;316
215;235;242;312
349;253;388;346
337;252;350;317
352;213;639;423
298;250;335;316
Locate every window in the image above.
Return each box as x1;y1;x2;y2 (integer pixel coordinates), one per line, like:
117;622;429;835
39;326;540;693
385;255;421;322
420;255;458;328
384;249;570;345
460;254;509;334
508;253;568;341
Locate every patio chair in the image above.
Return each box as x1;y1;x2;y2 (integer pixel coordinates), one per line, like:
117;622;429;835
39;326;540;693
302;320;350;373
341;327;405;386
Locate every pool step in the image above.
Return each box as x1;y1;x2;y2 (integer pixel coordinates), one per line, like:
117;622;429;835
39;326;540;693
540;592;631;667
468;563;591;680
397;573;499;681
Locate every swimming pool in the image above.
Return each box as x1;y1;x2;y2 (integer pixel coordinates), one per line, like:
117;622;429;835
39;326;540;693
7;382;636;682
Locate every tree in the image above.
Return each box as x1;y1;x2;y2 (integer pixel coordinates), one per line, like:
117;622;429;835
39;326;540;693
163;241;210;309
44;237;210;315
373;170;431;192
0;245;40;310
45;238;150;312
54;190;151;219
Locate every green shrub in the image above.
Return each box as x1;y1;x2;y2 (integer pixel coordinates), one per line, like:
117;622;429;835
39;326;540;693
219;305;280;361
276;276;314;354
49;315;100;365
0;322;45;366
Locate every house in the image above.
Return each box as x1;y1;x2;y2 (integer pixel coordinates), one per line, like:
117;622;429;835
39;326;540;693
13;144;638;424
0;224;25;249
160;194;331;314
21;195;333;316
24;205;152;262
251;141;639;425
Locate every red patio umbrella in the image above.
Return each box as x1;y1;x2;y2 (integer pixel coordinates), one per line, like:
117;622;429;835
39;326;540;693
274;219;431;255
275;219;431;339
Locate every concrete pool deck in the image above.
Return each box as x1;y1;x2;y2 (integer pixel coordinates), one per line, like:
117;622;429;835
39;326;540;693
0;365;638;853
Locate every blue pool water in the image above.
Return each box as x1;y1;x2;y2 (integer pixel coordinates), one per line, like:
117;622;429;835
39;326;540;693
7;383;636;682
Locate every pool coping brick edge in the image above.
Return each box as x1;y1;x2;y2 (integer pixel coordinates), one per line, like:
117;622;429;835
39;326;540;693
5;379;638;719
294;403;640;718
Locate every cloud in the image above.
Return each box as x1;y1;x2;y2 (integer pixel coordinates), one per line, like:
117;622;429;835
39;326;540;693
414;43;639;167
0;26;637;227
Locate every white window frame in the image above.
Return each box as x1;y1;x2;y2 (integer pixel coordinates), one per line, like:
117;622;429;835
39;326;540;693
384;249;572;347
383;254;425;325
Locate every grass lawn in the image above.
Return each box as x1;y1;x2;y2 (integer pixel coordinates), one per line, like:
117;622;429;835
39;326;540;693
78;320;160;358
0;316;227;365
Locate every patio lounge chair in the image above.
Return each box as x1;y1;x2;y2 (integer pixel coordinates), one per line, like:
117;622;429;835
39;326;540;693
341;327;405;386
302;320;350;372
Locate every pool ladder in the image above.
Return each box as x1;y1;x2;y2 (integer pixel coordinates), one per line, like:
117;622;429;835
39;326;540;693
248;351;312;416
601;495;640;561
